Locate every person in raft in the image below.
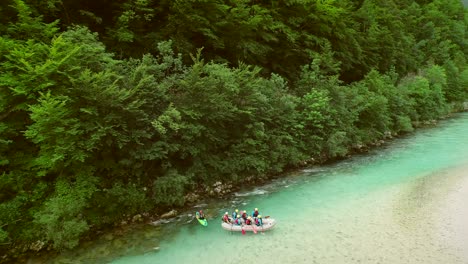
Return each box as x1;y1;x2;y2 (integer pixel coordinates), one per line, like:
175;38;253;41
241;210;248;221
232;209;239;220
245;216;253;225
252;208;260;217
255;215;263;226
198;210;205;220
234;215;242;225
222;212;231;223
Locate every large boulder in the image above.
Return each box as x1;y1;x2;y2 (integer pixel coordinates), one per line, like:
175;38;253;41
184;193;200;203
160;209;177;219
29;240;45;252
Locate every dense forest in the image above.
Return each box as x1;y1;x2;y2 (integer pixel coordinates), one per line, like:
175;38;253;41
0;0;467;256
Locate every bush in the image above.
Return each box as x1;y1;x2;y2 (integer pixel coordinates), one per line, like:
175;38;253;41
153;171;188;206
33;174;97;249
0;228;8;243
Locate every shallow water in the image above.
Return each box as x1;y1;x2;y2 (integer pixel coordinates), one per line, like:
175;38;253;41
48;113;468;264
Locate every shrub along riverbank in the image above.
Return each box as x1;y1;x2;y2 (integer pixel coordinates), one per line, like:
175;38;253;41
0;0;467;260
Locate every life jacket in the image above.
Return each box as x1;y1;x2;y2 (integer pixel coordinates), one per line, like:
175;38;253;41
252;210;259;217
241;213;247;220
256;218;263;226
232;212;237;219
235;218;242;225
245;219;252;225
222;215;230;223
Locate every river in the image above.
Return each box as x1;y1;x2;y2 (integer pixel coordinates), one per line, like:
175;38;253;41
46;113;468;264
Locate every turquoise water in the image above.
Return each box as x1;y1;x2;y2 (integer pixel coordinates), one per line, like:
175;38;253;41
48;113;468;264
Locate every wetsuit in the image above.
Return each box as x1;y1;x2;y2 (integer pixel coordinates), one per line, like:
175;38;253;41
255;218;263;226
198;212;205;220
232;211;238;219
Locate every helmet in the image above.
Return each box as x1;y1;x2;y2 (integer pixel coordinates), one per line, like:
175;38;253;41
255;208;258;211
258;215;262;218
237;215;240;218
235;209;239;213
248;216;251;219
243;210;247;213
225;212;228;215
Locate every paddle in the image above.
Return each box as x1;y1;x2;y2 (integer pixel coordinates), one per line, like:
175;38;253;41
241;224;246;235
252;224;257;234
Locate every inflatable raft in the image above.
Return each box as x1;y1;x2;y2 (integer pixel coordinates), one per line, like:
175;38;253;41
221;218;276;232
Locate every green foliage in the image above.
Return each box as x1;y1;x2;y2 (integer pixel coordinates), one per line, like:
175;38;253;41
88;183;150;225
6;0;59;41
0;228;7;243
153;172;188;206
443;59;468;102
460;68;468;95
398;68;448;122
33;172;97;249
356;70;406;134
298;86;334;155
0;196;24;243
421;65;450;117
295;58;356;157
395;116;414;133
106;183;149;213
351;71;392;141
25;93;84;174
